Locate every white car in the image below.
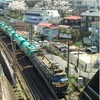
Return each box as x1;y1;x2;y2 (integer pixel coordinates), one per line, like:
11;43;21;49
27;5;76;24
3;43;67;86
86;46;98;53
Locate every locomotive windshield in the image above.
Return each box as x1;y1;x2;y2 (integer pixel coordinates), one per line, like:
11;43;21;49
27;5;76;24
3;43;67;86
61;74;68;78
52;74;68;81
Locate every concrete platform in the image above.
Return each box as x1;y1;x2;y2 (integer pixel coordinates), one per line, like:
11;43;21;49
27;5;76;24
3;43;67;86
0;76;17;100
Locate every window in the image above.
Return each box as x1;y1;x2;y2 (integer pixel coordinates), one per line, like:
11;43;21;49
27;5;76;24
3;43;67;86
25;13;40;16
65;20;68;23
77;1;82;4
71;20;73;23
39;18;42;21
52;76;61;80
96;27;99;30
45;30;49;34
90;7;95;9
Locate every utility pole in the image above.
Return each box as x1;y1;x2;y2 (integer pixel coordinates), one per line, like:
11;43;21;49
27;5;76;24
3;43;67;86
29;24;33;44
66;39;70;77
77;47;79;67
52;0;54;6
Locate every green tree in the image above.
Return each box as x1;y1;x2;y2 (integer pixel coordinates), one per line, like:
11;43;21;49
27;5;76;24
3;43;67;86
71;29;80;42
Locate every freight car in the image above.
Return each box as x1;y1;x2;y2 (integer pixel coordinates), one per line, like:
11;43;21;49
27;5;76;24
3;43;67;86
0;22;68;96
0;22;37;56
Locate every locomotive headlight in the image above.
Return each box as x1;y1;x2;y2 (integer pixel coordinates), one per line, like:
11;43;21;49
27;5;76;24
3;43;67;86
52;83;56;87
53;84;56;87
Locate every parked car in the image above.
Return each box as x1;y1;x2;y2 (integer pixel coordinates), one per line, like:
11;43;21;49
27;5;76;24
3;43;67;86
58;44;68;52
85;46;98;53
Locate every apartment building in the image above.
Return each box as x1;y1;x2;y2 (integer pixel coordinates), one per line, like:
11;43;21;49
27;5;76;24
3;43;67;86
81;11;99;29
69;0;99;12
88;21;99;47
88;5;99;11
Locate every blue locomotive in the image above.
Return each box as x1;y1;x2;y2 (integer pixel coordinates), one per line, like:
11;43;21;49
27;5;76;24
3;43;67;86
33;53;69;96
0;22;68;96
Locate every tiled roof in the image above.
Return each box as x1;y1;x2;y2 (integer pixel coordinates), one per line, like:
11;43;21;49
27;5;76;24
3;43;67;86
64;16;81;20
38;22;58;29
16;30;28;35
37;22;52;27
48;25;58;29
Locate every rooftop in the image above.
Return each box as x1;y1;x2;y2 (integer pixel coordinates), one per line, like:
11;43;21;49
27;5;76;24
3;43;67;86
37;22;58;29
58;25;70;29
81;11;100;16
38;22;52;27
64;15;81;20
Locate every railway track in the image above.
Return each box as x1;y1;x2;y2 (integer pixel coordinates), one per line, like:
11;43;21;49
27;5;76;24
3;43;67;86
0;31;57;100
0;31;82;100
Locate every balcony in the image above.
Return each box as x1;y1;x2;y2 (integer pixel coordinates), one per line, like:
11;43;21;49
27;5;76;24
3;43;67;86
88;27;92;32
81;19;86;22
95;29;99;33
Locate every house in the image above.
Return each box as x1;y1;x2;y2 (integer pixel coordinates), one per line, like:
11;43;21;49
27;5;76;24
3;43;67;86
81;11;99;29
58;25;71;41
23;10;51;24
23;10;60;25
0;0;13;10
63;15;81;27
88;21;99;47
37;22;58;41
88;5;100;12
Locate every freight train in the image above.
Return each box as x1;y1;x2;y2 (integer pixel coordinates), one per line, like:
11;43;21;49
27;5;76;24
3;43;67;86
0;22;68;96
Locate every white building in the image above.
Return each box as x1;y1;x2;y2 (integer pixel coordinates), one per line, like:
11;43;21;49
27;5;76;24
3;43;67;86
69;52;96;72
88;21;99;47
88;5;99;12
69;0;99;12
46;10;60;17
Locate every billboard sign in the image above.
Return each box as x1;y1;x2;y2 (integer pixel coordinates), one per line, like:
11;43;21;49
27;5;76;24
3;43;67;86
59;28;71;39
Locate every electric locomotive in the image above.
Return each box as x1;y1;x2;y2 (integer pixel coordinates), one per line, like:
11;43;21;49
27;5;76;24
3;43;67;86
33;52;68;96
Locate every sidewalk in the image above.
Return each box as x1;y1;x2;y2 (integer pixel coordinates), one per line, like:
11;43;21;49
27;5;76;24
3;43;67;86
69;63;98;79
